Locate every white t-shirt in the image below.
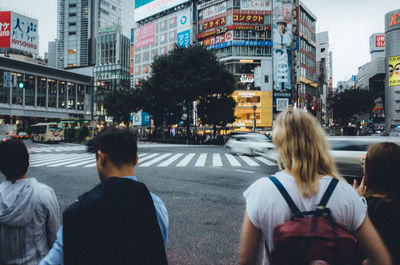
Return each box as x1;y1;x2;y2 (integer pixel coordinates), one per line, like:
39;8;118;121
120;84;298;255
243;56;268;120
243;171;367;265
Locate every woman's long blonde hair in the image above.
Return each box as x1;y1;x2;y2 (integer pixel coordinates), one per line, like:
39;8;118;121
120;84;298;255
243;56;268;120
272;108;339;197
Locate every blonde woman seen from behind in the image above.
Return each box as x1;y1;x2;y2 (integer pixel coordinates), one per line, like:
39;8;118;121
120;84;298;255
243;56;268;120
238;108;391;265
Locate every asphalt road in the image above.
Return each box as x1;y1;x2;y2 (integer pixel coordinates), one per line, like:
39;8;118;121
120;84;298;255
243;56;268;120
0;141;278;265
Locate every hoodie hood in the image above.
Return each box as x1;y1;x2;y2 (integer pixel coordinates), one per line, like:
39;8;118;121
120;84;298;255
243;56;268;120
0;178;38;227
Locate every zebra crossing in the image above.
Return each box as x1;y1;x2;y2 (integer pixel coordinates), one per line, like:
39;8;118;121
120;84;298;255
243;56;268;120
28;152;277;168
28;145;86;153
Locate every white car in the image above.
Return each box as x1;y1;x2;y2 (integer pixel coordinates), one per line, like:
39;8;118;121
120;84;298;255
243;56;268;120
225;133;275;156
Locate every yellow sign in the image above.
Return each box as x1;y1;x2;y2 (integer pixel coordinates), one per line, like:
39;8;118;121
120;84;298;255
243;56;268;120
389;55;400;87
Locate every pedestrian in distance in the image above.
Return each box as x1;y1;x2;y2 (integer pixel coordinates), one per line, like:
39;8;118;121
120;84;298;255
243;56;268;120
354;142;400;265
239;108;392;265
0;140;60;265
40;126;169;265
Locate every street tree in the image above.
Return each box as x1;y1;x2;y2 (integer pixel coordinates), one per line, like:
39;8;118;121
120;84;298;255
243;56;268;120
139;44;236;138
197;69;236;137
329;88;375;125
103;90;136;126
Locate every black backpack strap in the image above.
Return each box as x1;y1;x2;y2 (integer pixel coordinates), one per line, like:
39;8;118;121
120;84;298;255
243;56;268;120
318;178;339;207
269;176;300;215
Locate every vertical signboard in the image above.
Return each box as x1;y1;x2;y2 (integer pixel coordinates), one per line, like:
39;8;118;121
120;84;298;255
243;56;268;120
0;11;11;49
177;10;191;48
272;0;293;112
10;12;38;54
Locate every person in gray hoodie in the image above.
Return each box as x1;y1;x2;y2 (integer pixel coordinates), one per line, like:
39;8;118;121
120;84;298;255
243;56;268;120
0;140;60;265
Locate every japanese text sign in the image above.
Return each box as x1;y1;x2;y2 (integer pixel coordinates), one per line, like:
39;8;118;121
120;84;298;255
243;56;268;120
202;17;226;31
233;14;264;24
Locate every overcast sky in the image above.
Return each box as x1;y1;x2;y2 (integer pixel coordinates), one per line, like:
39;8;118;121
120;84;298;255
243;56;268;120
0;0;399;86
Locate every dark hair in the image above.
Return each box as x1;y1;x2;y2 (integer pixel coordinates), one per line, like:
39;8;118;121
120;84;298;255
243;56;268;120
365;142;400;202
95;126;137;167
0;140;29;181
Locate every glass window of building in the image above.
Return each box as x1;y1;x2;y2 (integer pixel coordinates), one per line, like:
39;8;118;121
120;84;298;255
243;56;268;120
37;77;46;107
160;20;167;32
59;81;66;109
24;75;35;106
67;82;76;110
48;79;57;108
77;84;85;111
169;17;176;28
12;73;23;105
0;69;9;104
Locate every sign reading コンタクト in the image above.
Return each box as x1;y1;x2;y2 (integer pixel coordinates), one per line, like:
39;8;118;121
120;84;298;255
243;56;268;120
0;11;38;54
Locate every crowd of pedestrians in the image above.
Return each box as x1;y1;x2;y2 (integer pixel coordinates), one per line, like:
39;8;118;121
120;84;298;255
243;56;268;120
0;108;399;265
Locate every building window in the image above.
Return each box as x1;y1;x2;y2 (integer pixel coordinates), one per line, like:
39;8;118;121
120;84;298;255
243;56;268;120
37;77;47;107
69;22;76;26
68;49;76;54
69;13;76;17
77;84;85;111
69;31;76;36
69;3;77;8
59;81;66;109
12;73;23;105
48;79;57;108
67;82;76;110
25;75;35;106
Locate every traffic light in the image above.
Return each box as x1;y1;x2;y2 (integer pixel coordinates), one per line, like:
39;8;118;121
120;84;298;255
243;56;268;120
311;106;315;111
18;82;25;89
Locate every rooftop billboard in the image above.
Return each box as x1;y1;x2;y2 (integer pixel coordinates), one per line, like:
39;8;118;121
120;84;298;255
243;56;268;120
0;11;39;54
135;0;190;22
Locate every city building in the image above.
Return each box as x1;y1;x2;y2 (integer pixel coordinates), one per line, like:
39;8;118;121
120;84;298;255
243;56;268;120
56;0;134;69
385;9;400;132
93;28;130;119
0;56;92;129
316;31;332;125
293;1;318;115
48;41;57;68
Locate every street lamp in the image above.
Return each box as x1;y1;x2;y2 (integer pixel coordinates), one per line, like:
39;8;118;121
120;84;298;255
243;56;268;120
252;104;257;132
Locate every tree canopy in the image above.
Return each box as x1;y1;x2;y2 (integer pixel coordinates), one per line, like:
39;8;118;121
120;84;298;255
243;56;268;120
137;45;236;133
103;90;137;126
329;88;375;125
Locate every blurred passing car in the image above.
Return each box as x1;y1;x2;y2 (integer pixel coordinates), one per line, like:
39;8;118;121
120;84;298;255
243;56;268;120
17;132;30;139
225;132;274;156
1;134;11;142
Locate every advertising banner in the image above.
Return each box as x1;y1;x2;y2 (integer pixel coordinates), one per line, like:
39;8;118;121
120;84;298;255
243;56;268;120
0;11;11;49
135;22;156;50
202;16;226;31
389;55;400;87
10;12;38;54
240;0;271;11
177;10;191;48
233;14;264;24
135;0;190;22
376;35;385;48
198;24;270;39
272;0;293;112
201;31;232;47
199;1;227;20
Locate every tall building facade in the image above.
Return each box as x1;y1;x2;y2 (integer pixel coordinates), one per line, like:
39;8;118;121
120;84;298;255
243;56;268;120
316;31;332;125
57;0;134;69
293;1;317;114
385;9;400;131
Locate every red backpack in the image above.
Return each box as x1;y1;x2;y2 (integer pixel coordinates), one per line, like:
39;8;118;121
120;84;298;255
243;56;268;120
267;176;363;265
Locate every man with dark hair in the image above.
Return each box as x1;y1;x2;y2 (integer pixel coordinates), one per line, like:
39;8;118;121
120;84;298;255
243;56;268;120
0;140;60;265
40;126;169;265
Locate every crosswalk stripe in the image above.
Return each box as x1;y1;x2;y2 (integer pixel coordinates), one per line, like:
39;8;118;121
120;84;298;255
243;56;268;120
31;154;90;167
195;153;207;167
139;153;172;167
66;158;97;167
48;156;95;167
239;155;259;166
225;154;241;166
138;153;148;158
83;162;97;168
138;153;159;163
30;154;85;165
255;157;276;166
176;153;195;167
213;153;222;167
158;153;183;167
29;154;58;162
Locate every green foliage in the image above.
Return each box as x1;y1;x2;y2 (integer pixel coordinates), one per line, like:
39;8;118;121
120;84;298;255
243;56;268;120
75;127;89;142
329;88;375;125
138;45;235;130
64;128;75;142
104;89;138;126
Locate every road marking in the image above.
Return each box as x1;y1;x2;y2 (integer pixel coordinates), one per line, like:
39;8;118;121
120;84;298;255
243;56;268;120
255;157;277;166
158;153;184;167
31;154;90;167
29;154;58;162
139;153;172;167
137;153;160;163
138;153;148;158
176;153;195;167
195;153;207;167
234;169;254;174
30;154;87;165
66;158;97;167
239;156;259;166
213;153;222;166
225;154;241;166
48;156;95;167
